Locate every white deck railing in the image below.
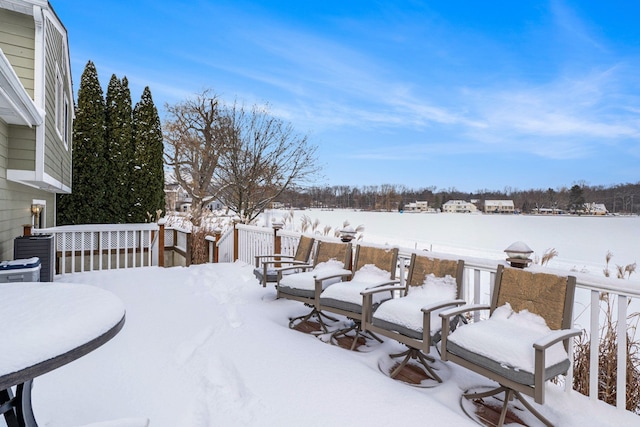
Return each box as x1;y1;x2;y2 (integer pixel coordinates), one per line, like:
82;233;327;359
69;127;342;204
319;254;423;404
216;226;235;263
33;223;160;275
234;224;640;416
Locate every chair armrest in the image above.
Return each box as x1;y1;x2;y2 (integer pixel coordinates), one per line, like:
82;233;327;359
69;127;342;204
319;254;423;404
255;254;294;260
359;280;402;295
533;328;582;350
262;260;308;267
255;254;294;267
421;299;467;314
360;283;405;296
439;303;490;320
532;327;583;403
313;270;352;282
277;263;314;274
276;264;315;282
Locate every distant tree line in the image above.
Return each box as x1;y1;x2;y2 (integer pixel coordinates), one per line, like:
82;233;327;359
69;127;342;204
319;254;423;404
57;61;165;224
275;181;640;214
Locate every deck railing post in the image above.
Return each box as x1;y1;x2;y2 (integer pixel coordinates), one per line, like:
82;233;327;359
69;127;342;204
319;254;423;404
23;224;32;236
214;228;222;263
233;219;240;262
272;221;284;267
158;220;165;267
185;231;192;267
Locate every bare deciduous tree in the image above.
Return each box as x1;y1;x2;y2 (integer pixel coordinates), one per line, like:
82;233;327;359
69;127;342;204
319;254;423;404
214;101;320;223
163;90;226;227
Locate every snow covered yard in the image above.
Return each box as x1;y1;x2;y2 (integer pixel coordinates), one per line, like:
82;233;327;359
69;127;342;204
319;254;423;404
31;262;638;426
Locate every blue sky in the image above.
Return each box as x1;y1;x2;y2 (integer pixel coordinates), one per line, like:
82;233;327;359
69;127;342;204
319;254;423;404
53;0;640;192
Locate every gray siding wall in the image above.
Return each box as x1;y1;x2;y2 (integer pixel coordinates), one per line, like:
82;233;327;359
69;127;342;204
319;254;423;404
43;18;72;187
0;9;35;97
0;120;54;262
7;125;35;170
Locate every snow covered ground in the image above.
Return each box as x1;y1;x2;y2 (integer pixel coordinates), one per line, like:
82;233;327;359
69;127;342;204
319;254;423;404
31;262;638;426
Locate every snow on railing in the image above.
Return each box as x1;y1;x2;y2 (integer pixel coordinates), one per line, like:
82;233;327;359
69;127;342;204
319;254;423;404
33;223;159;275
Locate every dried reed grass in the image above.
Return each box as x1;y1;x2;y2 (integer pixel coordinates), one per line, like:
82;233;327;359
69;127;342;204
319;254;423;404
573;252;640;414
190;227;214;265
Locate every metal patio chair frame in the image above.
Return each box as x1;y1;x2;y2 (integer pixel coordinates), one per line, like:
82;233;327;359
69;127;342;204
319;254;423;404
276;240;353;332
254;235;315;287
362;253;465;383
439;264;580;427
318;244;400;351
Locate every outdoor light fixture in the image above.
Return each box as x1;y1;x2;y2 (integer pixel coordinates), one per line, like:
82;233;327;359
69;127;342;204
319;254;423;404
31;204;44;229
339;226;357;242
504;241;533;268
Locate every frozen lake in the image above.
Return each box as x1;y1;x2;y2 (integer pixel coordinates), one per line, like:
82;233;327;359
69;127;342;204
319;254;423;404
266;209;639;276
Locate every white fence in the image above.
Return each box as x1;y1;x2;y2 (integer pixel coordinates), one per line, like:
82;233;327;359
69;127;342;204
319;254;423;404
216;226;235;263
33;223;160;275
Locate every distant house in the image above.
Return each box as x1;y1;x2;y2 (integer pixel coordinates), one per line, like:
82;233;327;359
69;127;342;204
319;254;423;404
584;202;608;216
484;200;515;214
0;1;73;260
442;200;478;213
532;207;565;215
404;201;435;213
164;181;225;213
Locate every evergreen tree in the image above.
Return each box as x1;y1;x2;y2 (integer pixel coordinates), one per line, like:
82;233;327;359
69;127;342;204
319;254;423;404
131;86;165;222
105;75;134;223
569;184;586;213
57;61;107;224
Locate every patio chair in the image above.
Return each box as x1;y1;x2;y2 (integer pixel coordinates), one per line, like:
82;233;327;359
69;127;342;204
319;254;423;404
277;240;353;332
362;253;465;384
439;264;580;427
318;244;399;351
253;235;315;287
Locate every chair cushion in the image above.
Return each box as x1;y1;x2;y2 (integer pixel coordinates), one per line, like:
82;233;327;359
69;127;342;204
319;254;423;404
319;280;377;314
447;340;570;385
278;260;350;297
320;265;394;313
253;267;278;284
254;267;301;284
372;317;423;339
447;303;571;384
372;274;458;339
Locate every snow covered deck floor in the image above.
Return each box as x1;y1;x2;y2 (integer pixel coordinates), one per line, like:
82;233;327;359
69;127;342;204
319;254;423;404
30;262;639;426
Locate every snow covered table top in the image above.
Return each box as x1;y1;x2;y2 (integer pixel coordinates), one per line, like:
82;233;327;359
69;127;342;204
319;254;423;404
0;282;125;389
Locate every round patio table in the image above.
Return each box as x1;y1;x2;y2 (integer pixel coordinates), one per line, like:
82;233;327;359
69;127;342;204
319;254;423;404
0;282;125;426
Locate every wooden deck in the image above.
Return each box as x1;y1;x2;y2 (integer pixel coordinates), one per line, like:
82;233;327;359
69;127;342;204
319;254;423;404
461;394;530;427
292;320;323;334
384;362;433;385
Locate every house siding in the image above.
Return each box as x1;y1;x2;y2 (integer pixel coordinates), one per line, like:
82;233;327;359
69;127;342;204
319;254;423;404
0;120;55;261
0;9;35;97
7;125;36;170
42;17;72;186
